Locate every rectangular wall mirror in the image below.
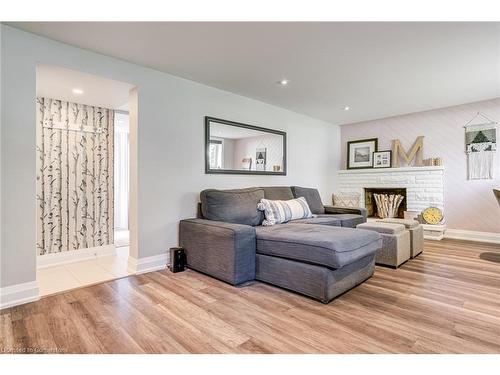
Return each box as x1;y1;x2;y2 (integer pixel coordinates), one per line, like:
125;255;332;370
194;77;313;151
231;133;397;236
205;117;287;175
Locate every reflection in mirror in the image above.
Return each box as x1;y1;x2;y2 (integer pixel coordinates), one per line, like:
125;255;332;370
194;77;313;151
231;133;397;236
205;117;286;175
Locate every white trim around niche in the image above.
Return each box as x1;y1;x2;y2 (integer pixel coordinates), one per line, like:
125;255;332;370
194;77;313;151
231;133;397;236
0;281;40;310
127;253;170;275
37;244;117;269
444;229;500;245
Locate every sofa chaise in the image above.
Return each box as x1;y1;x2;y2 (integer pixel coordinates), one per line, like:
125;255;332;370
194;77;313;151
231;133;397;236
179;186;381;303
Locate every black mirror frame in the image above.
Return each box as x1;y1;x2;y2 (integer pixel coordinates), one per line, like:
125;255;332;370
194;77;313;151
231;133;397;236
205;116;287;175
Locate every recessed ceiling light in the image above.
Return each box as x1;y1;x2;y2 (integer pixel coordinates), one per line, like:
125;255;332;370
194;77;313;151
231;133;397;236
72;88;84;95
343;106;350;111
278;79;289;86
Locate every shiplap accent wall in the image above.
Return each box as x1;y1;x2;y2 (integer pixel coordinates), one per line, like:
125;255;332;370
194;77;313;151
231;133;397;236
340;98;500;233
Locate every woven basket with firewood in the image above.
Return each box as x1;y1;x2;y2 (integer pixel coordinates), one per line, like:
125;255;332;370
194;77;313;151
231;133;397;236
373;193;404;218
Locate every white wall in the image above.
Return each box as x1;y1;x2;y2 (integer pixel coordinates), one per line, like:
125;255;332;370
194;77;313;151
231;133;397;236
0;25;340;289
222;138;235;170
114;112;130;230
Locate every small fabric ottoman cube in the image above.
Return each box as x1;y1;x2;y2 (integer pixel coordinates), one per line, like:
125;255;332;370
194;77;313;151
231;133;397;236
377;218;423;258
356;222;410;268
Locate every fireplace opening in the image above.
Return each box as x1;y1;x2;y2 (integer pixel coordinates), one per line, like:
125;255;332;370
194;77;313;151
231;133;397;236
364;187;407;218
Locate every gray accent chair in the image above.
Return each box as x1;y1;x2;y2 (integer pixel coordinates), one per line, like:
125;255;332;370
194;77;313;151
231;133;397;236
179;186;380;303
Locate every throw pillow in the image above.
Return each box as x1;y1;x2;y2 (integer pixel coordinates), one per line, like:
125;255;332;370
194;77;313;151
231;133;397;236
201;188;265;226
332;192;361;208
290;186;325;214
257;197;313;226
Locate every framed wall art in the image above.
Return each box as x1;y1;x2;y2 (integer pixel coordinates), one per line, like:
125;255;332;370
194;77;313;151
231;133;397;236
373;150;392;168
347;138;378;169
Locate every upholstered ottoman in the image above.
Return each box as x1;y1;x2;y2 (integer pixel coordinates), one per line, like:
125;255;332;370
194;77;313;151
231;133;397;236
377;218;423;258
254;224;382;303
356;222;410;268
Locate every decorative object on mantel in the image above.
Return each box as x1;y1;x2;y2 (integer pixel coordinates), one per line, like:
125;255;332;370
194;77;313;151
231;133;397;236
332;192;361;208
464;112;497;180
403;210;421;221
392;136;424;167
494;189;500;207
421;206;444;225
373;193;404;218
347;138;378;169
373;150;392;168
423;157;443;166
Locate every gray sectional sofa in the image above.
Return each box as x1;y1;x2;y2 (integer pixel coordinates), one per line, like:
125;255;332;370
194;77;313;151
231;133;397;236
179;186;381;303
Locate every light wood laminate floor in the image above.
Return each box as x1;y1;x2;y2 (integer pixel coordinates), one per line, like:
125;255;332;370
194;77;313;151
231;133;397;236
1;239;499;354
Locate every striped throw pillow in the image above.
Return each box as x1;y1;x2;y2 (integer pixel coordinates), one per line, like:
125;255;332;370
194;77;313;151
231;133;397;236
257;197;313;226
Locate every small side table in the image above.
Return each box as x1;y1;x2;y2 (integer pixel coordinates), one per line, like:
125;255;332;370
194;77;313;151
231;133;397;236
422;223;446;241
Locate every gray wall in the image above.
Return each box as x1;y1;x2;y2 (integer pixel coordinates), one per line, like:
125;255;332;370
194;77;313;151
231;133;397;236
0;25;340;288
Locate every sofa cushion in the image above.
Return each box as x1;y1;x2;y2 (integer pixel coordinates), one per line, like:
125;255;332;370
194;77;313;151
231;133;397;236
257;197;313;226
288;216;341;226
260;186;295;200
377;218;419;228
321;214;365;228
291;186;325;214
200;188;264;226
255;224;381;268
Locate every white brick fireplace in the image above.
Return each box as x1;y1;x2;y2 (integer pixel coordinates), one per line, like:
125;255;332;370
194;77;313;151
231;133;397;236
337;166;445;215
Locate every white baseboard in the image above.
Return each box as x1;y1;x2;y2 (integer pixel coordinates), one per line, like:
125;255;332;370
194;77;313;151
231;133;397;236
444;229;500;244
37;244;116;269
127;252;170;275
0;281;40;310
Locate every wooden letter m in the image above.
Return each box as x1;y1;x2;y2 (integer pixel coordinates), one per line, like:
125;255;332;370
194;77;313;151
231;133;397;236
392;136;424;167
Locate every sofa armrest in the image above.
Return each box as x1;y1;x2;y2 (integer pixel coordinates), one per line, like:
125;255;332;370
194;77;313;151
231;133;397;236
179;218;256;285
324;205;367;219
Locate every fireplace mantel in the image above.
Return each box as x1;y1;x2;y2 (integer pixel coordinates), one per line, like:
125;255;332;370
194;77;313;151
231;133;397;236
338;166;444;174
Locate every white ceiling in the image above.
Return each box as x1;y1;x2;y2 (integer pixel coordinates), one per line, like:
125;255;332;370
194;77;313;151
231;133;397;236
36;64;134;110
17;22;500;125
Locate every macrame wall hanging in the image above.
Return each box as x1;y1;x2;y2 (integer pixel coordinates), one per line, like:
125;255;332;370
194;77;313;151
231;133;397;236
464;112;497;180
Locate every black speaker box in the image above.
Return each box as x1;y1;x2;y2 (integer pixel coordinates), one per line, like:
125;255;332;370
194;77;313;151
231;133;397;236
169;247;186;273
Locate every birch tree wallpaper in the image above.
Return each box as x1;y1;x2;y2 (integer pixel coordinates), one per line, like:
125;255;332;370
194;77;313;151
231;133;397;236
36;97;114;255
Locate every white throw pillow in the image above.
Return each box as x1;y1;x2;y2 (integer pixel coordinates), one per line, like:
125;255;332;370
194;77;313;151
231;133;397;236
332;192;361;208
257;197;313;226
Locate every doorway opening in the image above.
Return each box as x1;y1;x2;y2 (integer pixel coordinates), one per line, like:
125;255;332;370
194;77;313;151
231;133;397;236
35;64;136;296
